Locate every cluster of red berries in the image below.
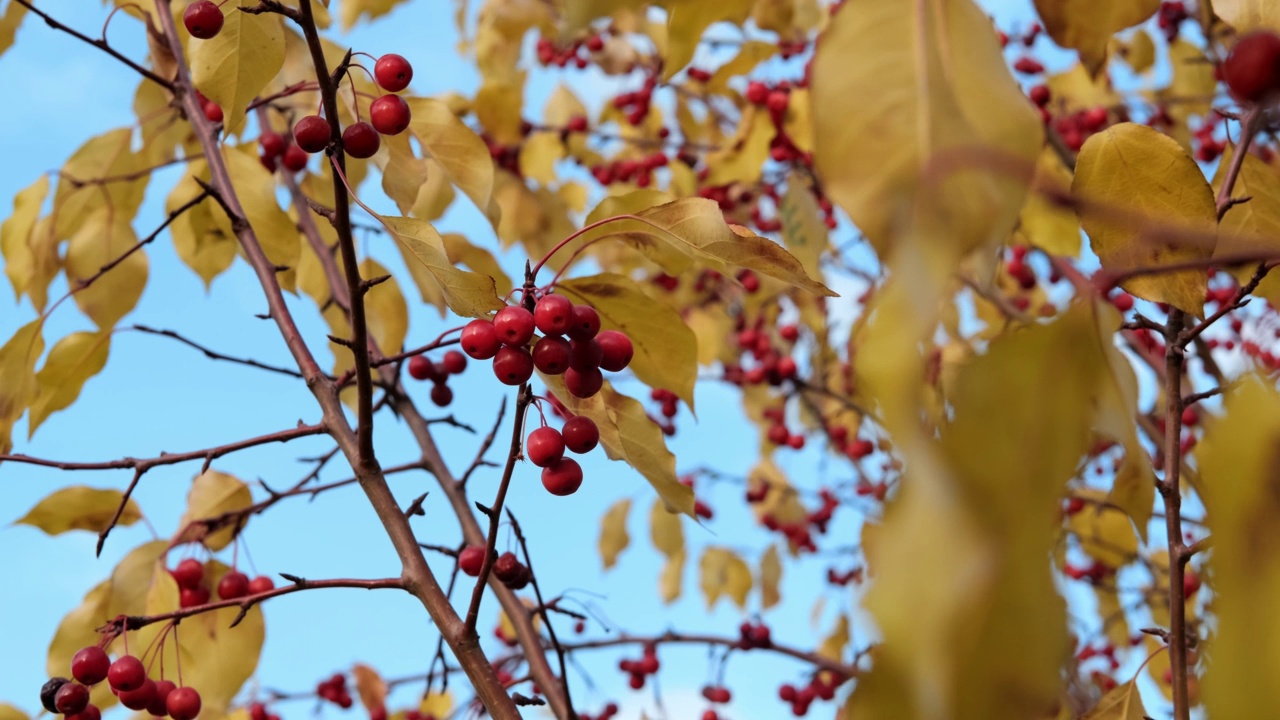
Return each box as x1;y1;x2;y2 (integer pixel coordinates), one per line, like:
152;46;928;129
618;644;660;690
735;621;773;650
1157;1;1189;41
1191;112;1227;163
248;701;282;720
535;34;605;69
190;90;223;125
777;674;842;716
677;475;715;520
406;349;468;406
457;546;533;590
589;148;671;188
182;1;223;40
1062;560;1114;585
316;673;353;709
646;388;680;436
826;566;863;587
258;130;309;174
611;74;658;127
293;54;413;159
722;321;801;395
758;488;843;554
41;649;202;720
171;558;274;608
525;414;599;496
461;294;634;394
575;703;619;720
1077;642;1123;673
743;81;810;166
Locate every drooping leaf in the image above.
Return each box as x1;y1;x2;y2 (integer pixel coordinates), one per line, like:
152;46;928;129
375;215;503;319
1073;123;1215;315
14;486;141;536
441;232;513;297
1082;678;1146;719
556;273;697;410
818;614;850;662
407;97;501;224
649;496;685;558
779;173;828;280
28;331;111;437
698;547;752;610
659;547;685;604
759;544;782;609
190;0;286;136
1;174;47;300
811;0;1042;258
359;258;409;354
177;470;253;551
1032;0;1160;75
1199;376;1280;716
0;320;45;455
54;128;148;240
352;664;388;712
64;209;148;329
599;498;631;570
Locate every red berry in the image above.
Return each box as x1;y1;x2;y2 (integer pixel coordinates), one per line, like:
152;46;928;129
203;102;223;124
167;687;202;720
408;355;440;381
562;416;599;453
586;35;605;52
56;683;90;715
370;94;411;135
767;90;789;116
282;144;309;172
565;367;603;398
374;54;414;93
461;319;501;360
569;339;603;372
260;132;286;158
148;681;176;717
745;81;769;105
108;656;146;693
542;458;584;496
494;306;536;346
1223;31;1280;103
533;336;572;374
492;346;534;385
1029;84;1051;107
343;121;381;159
442;350;467;374
173;559;205;590
596;330;633;372
119;679;158;711
217;571;249;600
526;427;566;467
1111;292;1135;312
293;115;331;153
67;705;102;720
248;576;275;594
1182;406;1199;426
71;647;110;686
179;586;210;608
534;294;574;335
458;546;486;576
493;552;523;584
430;383;453;407
183;0;223;39
568;305;601;340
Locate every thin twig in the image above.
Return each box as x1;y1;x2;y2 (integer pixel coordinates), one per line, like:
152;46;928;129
14;0;172;89
130;325;307;378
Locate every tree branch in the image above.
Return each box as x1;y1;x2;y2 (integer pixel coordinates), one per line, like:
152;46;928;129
14;0;173;89
553;632;859;679
1161;311;1192;720
506;509;576;718
130;325;307;379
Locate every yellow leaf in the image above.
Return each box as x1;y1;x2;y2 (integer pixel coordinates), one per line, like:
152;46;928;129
779;173;828;279
542;376;695;515
178;470;253;551
419;692;451;719
686;305;733;366
544;84;587;127
1212;143;1280;301
339;0;408;28
599;498;631;570
55;128;147;239
1082;678;1147;719
662;0;754;81
1046;62;1122;115
1073;123;1215;314
0;0;27;58
699;547;752;609
1214;0;1280;32
556;273;697;410
380;133;427;215
28;331;110;437
703;105;773;187
1068;488;1139;568
352;664;388;711
190;0;286;136
442;233;513;297
1160;38;1216;124
1199;376;1280;715
519;131;565;186
14;486;141;535
64;209;148;328
1093;584;1131;650
408;97;501;224
169;163;237;288
659;548;685;604
818;614;850;662
0;703;25;720
1;174;47;300
759;544;782;609
811;0;1042;258
217;148;299;289
411;158;457;221
0;320;45;454
359;258;409;354
650;497;685;558
1116;28;1156;74
375;215;503;319
1017;148;1081;257
708;40;778;92
748;458;808;530
1032;0;1159;76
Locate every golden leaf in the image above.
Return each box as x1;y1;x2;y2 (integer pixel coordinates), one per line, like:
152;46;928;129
661;0;754;81
659;547;685;604
0;0;27;58
216;147;299;290
177;470;253;551
1068;488;1139;568
599;498;632;570
1;175;47;300
1116;28;1155;74
407;97;501;224
375;215;503;319
1082;678;1146;719
0;703;25;720
1213;0;1280;32
779;173;829;279
14;486;141;536
1032;0;1159;75
1212;143;1280;301
359;258;409;354
1016;148;1081;257
28;331;110;437
55;128;147;239
0;320;45;454
649;496;685;558
190;0;286;136
65;209;148;329
169;163;237;289
759;544;782;609
818;614;850;662
352;664;388;711
703;105;773;187
698;547;752;610
441;233;512;297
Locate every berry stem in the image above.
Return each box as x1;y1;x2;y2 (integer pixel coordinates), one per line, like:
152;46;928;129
529;213;682;279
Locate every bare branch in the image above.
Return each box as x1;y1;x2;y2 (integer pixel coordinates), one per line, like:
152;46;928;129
14;0;173;89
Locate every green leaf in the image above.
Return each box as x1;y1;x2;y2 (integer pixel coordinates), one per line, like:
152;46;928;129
0;319;45;454
1;174;48;300
1032;0;1159;75
28;331;111;437
14;486;141;535
177;470;253;551
190;0;286;136
65;208;149;328
698;547;753;610
407;97;501;225
1073;123;1215;315
556;273;697;410
375;215;503;319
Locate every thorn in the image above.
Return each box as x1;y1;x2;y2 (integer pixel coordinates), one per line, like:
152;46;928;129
280;572;305;586
327;334;355;348
475;501;492;516
360;274;392;293
404;492;429;518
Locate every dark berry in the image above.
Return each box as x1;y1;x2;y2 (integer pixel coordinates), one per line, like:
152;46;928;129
55;683;90;715
565;366;603;398
532;336;572;375
1223;31;1280;102
568;305;600;340
442;350;467;374
342;121;381;159
493;552;523;585
293;115;332;154
149;680;176;717
282;144;309;172
430;383;453;406
562;416;599;453
407;355;439;381
41;678;70;714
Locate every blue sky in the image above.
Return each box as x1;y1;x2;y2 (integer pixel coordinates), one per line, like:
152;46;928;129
0;2;1087;720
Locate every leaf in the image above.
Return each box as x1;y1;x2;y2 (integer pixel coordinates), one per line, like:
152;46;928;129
659;547;685;604
1047;62;1123;115
0;320;45;455
1160;39;1215;122
217;148;299;289
698;547;752;610
556;274;697;410
442;233;513;297
519;131;564;186
811;0;1042;258
339;0;410;28
0;703;25;720
55;128;148;240
1032;0;1160;75
703;105;773;186
1212;143;1280;301
1116;28;1155;74
190;0;286;136
407;97;501;224
779;173;828;279
1082;678;1146;719
359;258;409;354
1199;376;1280;716
419;693;452;720
14;486;141;535
818;614;850;662
374;215;503;319
64;209;148;328
541;377;695;515
352;664;388;711
28;331;111;437
0;0;27;58
1016;148;1081;257
759;544;782;609
169;163;237;288
177;470;253;551
649;497;685;558
1213;0;1280;32
599;498;631;570
709;40;778;92
1072;123;1215;315
1;174;47;300
1068;488;1139;569
661;0;754;81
